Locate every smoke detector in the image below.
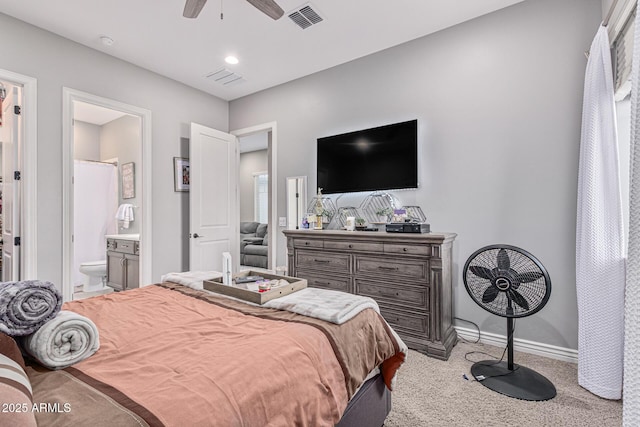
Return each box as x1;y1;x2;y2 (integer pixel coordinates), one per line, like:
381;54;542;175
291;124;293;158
100;35;114;46
288;3;323;29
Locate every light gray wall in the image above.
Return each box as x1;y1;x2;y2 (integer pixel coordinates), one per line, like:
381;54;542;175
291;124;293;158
100;115;142;234
239;149;268;222
0;12;229;288
230;0;601;350
73;120;100;161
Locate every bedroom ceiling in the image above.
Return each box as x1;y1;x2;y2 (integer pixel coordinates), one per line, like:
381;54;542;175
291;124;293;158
0;0;524;101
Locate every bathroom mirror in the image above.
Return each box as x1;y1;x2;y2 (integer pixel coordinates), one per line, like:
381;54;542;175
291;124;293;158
286;176;307;229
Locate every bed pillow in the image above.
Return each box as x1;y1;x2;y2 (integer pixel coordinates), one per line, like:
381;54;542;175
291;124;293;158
0;332;37;427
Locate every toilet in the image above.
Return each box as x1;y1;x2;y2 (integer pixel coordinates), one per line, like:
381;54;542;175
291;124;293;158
79;260;107;290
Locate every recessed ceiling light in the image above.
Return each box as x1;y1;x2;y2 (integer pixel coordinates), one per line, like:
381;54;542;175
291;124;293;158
100;36;114;46
225;56;239;65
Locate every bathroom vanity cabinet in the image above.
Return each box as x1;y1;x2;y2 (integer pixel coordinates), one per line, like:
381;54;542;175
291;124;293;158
106;238;140;291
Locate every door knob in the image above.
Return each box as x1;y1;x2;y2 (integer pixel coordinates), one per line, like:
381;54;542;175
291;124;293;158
193;233;203;238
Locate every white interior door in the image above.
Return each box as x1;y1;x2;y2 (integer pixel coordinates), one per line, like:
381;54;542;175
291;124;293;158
189;123;239;273
1;85;21;281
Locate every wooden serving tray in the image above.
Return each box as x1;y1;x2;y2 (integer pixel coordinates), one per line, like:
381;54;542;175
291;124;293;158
203;270;307;305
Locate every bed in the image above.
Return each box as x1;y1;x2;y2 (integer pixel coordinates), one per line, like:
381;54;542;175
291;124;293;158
18;282;406;426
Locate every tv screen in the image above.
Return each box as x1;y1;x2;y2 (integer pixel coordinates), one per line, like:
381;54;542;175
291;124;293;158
317;120;418;194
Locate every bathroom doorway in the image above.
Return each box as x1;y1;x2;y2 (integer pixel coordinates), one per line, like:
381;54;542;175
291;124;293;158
62;89;152;302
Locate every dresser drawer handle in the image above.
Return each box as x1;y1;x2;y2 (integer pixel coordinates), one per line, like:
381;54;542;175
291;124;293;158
314;259;330;263
403;248;408;252
305;242;310;245
348;244;353;248
378;266;399;271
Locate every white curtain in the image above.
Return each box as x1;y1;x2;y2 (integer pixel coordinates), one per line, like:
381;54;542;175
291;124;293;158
625;2;640;423
73;160;118;287
576;25;626;400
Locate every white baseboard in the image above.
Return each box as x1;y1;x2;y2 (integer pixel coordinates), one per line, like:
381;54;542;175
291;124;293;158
454;326;578;364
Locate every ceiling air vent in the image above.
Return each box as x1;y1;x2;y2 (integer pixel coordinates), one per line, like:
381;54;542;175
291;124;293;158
205;68;245;86
288;4;323;29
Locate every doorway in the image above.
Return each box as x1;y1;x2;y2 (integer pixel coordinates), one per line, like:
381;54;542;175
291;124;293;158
0;69;37;282
238;131;270;271
62;88;152;302
232;122;278;272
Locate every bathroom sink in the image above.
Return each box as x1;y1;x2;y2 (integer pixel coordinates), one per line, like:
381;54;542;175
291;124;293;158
105;233;140;241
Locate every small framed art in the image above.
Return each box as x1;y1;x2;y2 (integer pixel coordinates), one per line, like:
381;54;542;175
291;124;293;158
122;162;135;199
174;157;190;192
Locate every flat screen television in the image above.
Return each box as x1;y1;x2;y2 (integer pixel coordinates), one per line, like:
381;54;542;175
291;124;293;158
317;119;418;194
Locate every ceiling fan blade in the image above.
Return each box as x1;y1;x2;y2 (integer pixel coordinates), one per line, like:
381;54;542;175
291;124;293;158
183;0;208;18
246;0;285;20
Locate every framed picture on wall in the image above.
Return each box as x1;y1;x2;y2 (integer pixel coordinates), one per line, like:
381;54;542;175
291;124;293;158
174;157;190;192
122;162;135;199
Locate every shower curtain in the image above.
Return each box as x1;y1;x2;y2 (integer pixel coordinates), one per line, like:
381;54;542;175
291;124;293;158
625;3;640;424
73;160;118;288
577;25;626;400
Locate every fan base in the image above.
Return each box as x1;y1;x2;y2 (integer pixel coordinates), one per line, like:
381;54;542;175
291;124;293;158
471;360;556;401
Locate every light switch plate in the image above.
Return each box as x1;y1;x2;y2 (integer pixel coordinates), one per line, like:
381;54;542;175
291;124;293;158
278;217;287;227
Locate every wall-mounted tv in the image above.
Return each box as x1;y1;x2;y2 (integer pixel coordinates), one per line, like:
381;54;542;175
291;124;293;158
317;119;418;194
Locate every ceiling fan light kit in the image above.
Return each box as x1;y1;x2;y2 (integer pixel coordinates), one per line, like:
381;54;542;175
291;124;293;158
183;0;284;20
463;244;556;401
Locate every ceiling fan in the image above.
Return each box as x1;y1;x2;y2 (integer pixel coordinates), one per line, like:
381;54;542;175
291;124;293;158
183;0;284;20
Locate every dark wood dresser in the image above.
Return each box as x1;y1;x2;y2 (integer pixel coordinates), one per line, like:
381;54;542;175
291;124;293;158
283;229;457;360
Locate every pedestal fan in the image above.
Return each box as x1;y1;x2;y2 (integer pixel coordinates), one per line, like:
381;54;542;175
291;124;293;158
463;244;556;401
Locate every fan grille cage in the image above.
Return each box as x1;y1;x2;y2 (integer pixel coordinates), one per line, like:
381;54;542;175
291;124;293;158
463;246;551;318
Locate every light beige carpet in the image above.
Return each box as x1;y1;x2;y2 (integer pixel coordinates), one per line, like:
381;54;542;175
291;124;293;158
385;341;622;427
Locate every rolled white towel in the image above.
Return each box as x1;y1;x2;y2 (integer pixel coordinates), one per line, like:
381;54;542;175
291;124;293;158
21;310;99;369
160;271;223;290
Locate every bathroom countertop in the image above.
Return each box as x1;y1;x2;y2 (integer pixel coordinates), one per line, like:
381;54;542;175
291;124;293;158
105;233;140;241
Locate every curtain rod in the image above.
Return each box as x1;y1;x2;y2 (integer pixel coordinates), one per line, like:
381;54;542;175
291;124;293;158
603;0;621;26
75;159;118;166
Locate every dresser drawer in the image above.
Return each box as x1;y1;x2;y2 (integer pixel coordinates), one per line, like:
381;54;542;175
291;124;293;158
324;240;383;252
354;256;428;281
384;243;431;257
296;250;350;272
298;270;351;292
379;306;430;338
355;279;429;311
293;239;324;249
